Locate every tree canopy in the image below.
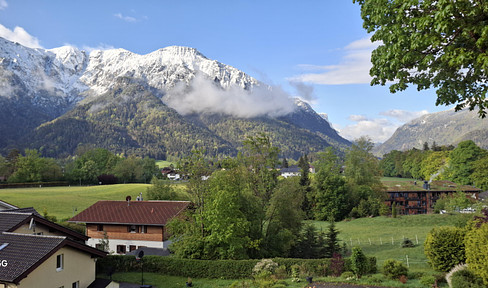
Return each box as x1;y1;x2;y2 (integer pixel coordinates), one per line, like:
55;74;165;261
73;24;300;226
354;0;488;116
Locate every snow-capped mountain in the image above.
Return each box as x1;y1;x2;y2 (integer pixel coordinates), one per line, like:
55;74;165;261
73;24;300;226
0;37;349;158
0;37;259;111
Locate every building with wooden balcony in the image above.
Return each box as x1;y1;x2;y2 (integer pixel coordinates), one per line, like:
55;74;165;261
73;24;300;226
384;180;481;215
69;200;190;254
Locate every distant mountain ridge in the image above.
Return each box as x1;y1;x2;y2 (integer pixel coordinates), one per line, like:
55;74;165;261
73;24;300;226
374;108;488;156
0;37;349;159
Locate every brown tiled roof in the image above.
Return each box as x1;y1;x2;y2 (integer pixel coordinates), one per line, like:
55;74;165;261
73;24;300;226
69;200;190;225
0;232;105;284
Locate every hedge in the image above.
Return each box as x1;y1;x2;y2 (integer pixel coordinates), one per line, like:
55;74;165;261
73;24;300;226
96;255;376;279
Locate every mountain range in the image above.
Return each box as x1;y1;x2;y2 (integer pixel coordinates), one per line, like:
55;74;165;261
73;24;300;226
0;37;350;159
374;108;488;156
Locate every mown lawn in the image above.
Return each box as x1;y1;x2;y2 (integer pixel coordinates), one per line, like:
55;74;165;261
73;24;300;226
312;213;470;272
0;183;188;220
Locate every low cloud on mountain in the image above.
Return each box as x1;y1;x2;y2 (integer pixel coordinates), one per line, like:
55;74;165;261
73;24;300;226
165;73;296;118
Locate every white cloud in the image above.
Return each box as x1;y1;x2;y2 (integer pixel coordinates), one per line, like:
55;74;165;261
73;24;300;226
0;0;7;10
291;37;380;85
0;24;42;48
339;115;397;143
114;12;139;23
81;43;115;52
380;109;429;123
338;109;430;143
165;73;295;118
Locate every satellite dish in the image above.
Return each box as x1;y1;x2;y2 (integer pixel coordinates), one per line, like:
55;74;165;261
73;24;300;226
138;250;144;258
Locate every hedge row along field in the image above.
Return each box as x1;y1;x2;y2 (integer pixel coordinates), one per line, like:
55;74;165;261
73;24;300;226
97;255;377;279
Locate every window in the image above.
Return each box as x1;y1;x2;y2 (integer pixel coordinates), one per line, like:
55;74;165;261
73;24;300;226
129;245;137;252
116;245;126;254
128;225;137;233
140;225;147;233
72;281;79;288
56;254;63;271
97;224;104;231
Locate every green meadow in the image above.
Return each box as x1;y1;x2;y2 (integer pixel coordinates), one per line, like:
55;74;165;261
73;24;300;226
0;183;186;220
313;213;470;272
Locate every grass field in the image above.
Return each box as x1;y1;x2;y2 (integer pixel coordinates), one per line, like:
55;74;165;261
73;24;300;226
155;160;175;168
313;213;470;272
0;183;187;220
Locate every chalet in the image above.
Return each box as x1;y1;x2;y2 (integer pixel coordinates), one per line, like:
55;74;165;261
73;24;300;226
69;200;190;254
384;180;481;215
0;207;108;288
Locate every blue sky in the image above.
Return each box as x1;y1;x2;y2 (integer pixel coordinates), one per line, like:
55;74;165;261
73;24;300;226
0;0;453;142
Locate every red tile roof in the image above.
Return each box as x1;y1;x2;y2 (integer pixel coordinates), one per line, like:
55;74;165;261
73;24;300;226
69;200;190;225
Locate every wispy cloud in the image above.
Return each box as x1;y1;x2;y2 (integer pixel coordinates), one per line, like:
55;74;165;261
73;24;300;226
0;0;7;10
380;109;429;123
291;37;380;85
0;24;42;48
114;12;147;23
81;43;115;52
337;109;429;143
114;13;137;22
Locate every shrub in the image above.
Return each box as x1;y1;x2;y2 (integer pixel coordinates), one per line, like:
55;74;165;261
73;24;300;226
350;247;368;279
465;222;488;285
253;259;278;276
450;268;485;288
290;265;300;282
419;275;436;287
341;271;356;280
273;265;287;279
382;259;408;279
424;226;466;272
329;253;344;277
401;238;415;248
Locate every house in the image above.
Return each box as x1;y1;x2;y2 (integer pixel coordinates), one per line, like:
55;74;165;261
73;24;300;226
69;200;190;254
0;201;17;212
384;180;481;215
280;166;301;178
0;207;108;288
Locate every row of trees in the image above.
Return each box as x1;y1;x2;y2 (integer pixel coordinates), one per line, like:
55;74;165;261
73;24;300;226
0;147;160;185
380;140;488;189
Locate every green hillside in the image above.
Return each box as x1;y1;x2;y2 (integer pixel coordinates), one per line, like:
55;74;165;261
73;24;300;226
0;184;188;220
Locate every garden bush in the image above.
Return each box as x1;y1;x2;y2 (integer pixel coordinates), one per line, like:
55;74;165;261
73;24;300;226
465;222;488;285
450;269;485;288
424;226;466;272
382;259;408;279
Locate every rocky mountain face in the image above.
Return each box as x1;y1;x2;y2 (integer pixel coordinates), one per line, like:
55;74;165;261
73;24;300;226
373;108;488;156
0;37;350;159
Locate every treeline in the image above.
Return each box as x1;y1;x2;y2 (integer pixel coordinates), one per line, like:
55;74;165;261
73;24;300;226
155;134;386;260
380;140;488;190
0;147;160;185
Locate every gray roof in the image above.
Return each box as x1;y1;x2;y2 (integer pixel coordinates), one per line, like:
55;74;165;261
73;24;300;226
0;212;31;232
0;232;106;284
0;232;66;283
0;210;88;242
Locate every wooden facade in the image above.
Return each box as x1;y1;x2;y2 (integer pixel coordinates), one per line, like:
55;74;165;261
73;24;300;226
385;189;480;215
